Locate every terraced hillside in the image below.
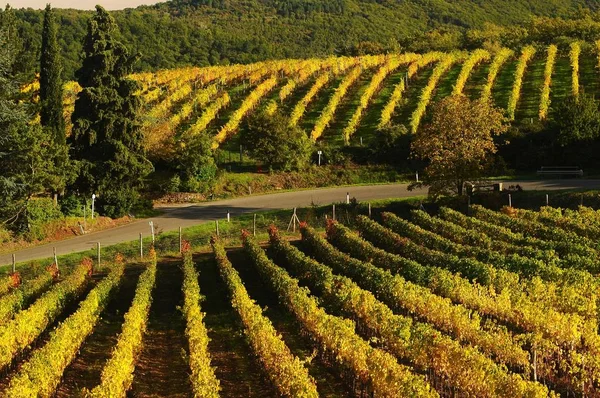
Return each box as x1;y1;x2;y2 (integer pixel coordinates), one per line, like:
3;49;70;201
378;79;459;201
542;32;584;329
1;203;600;396
22;45;600;158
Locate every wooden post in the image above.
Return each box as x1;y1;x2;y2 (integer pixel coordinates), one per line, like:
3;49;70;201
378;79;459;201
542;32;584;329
253;214;256;236
53;247;58;271
215;220;220;237
179;227;183;253
293;208;297;233
332;204;336;221
12;254;15;274
97;242;101;268
140;233;143;260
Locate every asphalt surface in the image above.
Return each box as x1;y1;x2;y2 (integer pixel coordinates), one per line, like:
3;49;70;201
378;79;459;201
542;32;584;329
2;180;600;266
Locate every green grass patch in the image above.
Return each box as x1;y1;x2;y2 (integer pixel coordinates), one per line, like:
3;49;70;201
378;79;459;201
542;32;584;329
515;57;545;120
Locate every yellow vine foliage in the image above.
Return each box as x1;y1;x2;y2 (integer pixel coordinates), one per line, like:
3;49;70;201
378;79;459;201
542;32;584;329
410;52;465;133
452;49;490;95
213;242;319;397
182;252;220;397
187;92;231;137
6;264;124;397
481;48;513;101
311;66;363;141
539;44;558;120
378;51;444;129
570;41;581;98
343;53;419;143
288;57;361;127
507;45;536;120
212;76;278;149
86;258;157;397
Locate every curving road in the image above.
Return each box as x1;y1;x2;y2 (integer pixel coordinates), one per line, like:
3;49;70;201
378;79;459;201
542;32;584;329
2;179;600;266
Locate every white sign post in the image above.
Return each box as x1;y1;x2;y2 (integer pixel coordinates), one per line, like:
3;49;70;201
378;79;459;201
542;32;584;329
149;221;155;244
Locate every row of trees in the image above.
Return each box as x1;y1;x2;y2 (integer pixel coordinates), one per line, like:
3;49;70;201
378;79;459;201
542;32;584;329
1;5;150;235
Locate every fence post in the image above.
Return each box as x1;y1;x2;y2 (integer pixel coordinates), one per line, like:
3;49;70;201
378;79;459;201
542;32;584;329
97;242;101;269
53;247;58;271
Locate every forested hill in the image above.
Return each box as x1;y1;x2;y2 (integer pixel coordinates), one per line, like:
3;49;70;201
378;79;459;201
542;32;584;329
10;0;600;79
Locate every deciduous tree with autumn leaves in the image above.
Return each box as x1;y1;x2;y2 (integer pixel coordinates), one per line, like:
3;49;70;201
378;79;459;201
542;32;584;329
410;95;508;198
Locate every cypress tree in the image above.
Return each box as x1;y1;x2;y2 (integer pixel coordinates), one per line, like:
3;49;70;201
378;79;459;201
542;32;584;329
70;6;151;218
40;4;65;146
40;4;72;204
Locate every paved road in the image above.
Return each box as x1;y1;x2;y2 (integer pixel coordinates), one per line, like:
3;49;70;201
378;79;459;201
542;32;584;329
2;180;600;266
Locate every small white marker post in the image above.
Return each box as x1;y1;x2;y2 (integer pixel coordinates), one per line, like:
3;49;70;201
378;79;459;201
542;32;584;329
368;203;372;218
149;221;155;245
140;233;143;260
416;171;419;182
227;211;230;223
508;194;512;208
317;150;322;166
346;192;350;204
91;194;96;220
332;204;336;221
253;214;257;236
12;254;15;274
53;247;58;271
546;194;549;206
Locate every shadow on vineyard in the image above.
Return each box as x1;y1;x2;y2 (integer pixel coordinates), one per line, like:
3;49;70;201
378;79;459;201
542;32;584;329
227;248;353;397
131;258;192;397
194;252;277;397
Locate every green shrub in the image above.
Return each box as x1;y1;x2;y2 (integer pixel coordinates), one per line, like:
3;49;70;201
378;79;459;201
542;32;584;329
25;198;64;241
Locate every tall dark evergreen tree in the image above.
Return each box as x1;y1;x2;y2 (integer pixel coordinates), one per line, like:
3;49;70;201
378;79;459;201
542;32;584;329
70;6;152;217
40;4;73;204
40;4;65;146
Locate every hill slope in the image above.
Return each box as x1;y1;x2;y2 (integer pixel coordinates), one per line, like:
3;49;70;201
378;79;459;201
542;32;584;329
11;0;600;79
